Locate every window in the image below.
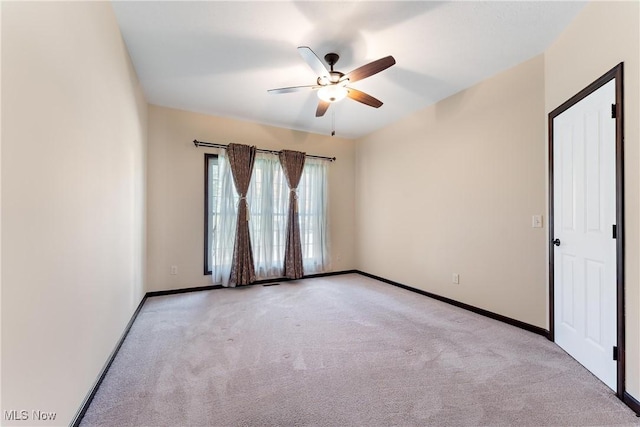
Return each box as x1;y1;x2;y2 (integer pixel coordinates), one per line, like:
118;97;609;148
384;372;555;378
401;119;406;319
203;154;219;275
204;152;329;282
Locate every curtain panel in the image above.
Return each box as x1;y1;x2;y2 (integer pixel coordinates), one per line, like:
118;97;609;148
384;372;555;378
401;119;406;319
299;158;330;273
248;153;287;279
211;150;238;286
279;150;306;279
227;143;257;286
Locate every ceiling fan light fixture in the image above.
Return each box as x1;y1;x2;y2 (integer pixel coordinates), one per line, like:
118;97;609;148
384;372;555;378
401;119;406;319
317;84;348;103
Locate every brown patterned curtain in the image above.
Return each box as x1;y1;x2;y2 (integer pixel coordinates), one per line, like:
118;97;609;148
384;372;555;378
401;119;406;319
227;143;257;286
279;150;306;279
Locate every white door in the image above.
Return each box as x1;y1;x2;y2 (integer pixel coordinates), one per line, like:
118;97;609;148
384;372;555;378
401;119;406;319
553;79;617;390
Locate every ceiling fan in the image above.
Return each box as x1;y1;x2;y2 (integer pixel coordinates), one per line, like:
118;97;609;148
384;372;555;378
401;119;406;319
268;46;396;118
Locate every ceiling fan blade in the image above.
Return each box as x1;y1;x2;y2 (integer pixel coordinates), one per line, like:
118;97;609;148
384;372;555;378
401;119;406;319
316;100;330;117
298;46;329;77
343;56;396;83
347;88;383;108
268;85;319;94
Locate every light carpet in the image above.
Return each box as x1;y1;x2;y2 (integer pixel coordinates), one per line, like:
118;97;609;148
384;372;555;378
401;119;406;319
81;274;640;426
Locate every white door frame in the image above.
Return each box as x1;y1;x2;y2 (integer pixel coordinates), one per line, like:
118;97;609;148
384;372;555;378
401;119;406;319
548;62;625;398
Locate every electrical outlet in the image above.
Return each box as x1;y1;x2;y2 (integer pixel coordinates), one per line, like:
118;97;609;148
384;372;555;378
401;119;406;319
452;273;460;284
170;265;178;275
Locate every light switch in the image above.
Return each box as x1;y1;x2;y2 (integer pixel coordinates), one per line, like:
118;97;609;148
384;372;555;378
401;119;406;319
532;215;543;228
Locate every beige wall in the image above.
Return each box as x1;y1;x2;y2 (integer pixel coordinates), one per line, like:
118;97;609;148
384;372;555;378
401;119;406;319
1;2;147;425
355;55;547;327
146;105;356;292
545;0;640;400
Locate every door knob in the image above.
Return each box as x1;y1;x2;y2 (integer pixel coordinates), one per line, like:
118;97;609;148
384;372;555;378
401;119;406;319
553;238;561;246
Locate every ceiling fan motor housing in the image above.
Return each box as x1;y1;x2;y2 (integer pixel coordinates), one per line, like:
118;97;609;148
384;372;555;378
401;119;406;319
317;71;345;86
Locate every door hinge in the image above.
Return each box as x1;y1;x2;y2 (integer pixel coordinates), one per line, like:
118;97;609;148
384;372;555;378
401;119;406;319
613;224;617;239
613;346;619;361
611;103;617;119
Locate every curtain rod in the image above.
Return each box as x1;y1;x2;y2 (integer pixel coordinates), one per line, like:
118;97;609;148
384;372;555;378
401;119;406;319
193;140;336;162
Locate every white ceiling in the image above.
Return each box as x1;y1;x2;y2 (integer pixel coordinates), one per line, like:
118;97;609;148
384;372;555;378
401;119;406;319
112;1;585;139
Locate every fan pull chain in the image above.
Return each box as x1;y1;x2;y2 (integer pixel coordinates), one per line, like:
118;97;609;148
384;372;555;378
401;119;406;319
331;110;336;137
